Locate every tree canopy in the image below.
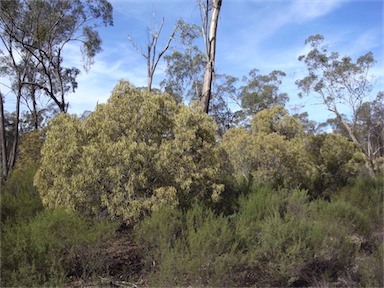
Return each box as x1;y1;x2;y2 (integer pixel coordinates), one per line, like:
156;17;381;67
0;0;113;112
296;34;382;176
0;0;113;180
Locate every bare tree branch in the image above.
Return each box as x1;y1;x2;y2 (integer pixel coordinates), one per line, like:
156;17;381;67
128;17;179;92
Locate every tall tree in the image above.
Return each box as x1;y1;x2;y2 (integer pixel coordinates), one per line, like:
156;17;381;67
161;20;206;102
0;92;8;181
0;0;112;180
210;73;237;135
161;19;236;134
128;17;179;92
0;9;32;179
199;0;222;113
355;92;384;161
327;92;384;163
235;68;289;126
296;34;379;176
20;61;43;131
0;0;113;112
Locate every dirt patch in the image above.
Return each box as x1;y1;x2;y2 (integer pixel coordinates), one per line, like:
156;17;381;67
66;226;147;287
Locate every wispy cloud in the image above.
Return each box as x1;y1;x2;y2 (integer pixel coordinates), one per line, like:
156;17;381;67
221;0;345;65
344;27;382;56
64;39;147;113
290;0;344;23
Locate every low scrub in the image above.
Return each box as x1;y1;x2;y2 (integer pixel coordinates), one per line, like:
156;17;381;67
1;165;43;225
1;208;117;287
335;176;383;230
135;181;383;286
136;204;238;287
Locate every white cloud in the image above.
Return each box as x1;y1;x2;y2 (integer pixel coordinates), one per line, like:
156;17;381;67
220;0;345;72
346;28;382;57
63;38;148;114
290;0;344;23
67;56;148;114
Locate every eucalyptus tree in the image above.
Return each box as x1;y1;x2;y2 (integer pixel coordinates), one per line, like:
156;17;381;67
0;11;33;179
0;0;113;113
355;92;384;162
0;93;7;181
0;0;112;180
235;68;289;126
210;73;238;135
199;0;222;113
161;20;206;102
325;92;384;174
161;19;236;135
296;34;380;176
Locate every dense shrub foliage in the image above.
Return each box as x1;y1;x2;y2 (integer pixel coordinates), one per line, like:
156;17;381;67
1;166;43;225
222;106;314;188
136;204;238;286
137;179;383;287
1;165;117;287
221;106;365;196
34;81;224;222
306;133;364;196
1;208;117;286
1;131;45;225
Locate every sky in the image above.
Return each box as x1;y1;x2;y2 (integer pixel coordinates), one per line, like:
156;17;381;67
2;0;384;123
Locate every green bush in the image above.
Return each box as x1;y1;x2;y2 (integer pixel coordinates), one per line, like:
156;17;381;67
305;212;357;283
1;165;43;225
15;130;45;169
135;181;379;287
221;107;314;190
357;242;384;287
0;131;45;226
234;187;358;286
1;208;117;287
207;174;242;216
306;133;365;198
135;206;184;271
136;204;238;287
235;184;285;248
253;212;313;285
35;81;224;222
331;177;384;286
335;176;383;230
310;199;372;239
234;189;313;285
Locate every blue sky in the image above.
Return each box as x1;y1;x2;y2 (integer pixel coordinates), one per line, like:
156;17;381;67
9;0;384;123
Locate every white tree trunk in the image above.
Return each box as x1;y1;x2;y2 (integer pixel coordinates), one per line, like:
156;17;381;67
200;0;222;113
0;92;8;181
334;107;375;177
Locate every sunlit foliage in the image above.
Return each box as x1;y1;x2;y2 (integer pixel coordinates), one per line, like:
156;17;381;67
34;81;224;222
222;106;313;189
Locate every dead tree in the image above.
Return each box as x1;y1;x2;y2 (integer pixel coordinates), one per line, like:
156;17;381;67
128;18;179;92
